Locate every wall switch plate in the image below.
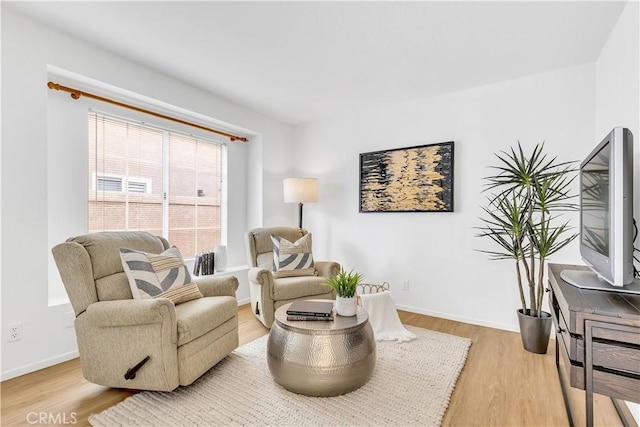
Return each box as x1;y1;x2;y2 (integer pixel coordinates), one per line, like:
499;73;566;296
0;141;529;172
402;280;410;291
8;322;22;342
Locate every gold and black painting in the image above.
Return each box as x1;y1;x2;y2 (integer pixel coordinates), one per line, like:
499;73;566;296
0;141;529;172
359;141;454;212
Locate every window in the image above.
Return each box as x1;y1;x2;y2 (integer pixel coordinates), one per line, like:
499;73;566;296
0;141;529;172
127;179;149;194
97;176;123;192
94;174;152;194
88;112;224;258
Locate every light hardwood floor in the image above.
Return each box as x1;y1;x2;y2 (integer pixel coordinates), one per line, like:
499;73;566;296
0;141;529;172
1;304;628;426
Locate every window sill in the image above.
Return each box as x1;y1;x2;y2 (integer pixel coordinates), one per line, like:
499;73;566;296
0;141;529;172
191;264;249;277
48;295;71;307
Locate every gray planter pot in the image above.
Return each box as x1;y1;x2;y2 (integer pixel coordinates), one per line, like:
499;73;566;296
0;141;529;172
517;309;552;354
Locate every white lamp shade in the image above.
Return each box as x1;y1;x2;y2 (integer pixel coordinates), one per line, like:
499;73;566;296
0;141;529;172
283;178;318;203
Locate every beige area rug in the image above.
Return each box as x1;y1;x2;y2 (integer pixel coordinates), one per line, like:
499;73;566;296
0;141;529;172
90;326;471;427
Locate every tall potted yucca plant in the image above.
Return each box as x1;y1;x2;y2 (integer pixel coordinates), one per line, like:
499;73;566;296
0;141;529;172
477;142;577;353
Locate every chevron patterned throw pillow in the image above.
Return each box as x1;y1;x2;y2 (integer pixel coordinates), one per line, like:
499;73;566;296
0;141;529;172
120;246;203;304
271;233;316;278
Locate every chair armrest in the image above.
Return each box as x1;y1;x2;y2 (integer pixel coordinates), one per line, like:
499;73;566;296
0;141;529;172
84;299;176;328
193;275;239;298
247;267;276;326
315;261;340;279
248;267;273;287
77;299;179;388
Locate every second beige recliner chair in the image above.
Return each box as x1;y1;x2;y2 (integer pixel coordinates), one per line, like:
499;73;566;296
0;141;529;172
245;226;340;328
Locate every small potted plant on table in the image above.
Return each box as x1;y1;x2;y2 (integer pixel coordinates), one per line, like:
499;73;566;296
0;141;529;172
324;268;363;316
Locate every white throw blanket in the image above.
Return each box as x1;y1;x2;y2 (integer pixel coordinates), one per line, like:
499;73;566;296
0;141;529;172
359;291;416;342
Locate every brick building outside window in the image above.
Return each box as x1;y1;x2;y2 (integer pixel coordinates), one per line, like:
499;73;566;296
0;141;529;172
88;112;224;258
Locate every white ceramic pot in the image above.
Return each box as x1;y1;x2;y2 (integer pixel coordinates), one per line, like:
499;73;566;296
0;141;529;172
335;295;357;316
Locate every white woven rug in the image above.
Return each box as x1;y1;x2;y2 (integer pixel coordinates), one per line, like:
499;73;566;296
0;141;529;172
90;326;471;427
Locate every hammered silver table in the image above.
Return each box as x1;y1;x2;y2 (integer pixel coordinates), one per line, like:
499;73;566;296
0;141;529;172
267;301;376;397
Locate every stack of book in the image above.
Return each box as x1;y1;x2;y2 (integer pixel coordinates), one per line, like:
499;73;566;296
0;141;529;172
286;300;334;321
193;251;215;276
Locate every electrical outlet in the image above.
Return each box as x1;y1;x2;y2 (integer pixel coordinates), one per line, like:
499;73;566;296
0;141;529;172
8;322;22;342
402;280;410;291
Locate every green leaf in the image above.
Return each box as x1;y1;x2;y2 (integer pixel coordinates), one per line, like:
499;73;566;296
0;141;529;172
476;140;578;312
323;268;362;298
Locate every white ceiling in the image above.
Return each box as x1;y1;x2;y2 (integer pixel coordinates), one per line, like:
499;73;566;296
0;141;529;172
5;1;627;125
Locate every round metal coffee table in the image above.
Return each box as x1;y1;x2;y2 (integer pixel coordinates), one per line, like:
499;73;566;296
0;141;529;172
267;301;376;397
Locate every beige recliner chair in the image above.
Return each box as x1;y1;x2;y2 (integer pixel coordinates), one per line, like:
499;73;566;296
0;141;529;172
52;231;239;392
245;226;340;328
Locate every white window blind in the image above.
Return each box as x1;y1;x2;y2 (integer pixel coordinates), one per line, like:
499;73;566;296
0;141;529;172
88;112;224;258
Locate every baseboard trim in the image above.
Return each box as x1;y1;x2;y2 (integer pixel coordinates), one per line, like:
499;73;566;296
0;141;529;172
395;303;521;333
1;303;530;382
1;349;79;382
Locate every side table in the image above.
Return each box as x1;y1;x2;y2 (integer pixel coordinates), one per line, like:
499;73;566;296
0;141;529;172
267;301;376;397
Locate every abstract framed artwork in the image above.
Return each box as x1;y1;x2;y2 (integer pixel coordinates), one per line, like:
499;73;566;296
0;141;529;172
359;141;454;213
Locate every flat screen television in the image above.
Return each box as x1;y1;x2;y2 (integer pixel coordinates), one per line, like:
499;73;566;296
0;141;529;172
560;127;639;294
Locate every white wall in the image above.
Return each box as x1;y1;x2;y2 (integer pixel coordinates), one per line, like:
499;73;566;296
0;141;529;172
294;64;596;331
291;3;639;416
596;1;640;219
595;2;640;423
1;8;294;379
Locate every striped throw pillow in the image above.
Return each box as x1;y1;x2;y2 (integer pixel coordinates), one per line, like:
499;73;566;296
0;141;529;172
119;246;203;304
156;282;203;305
271;233;316;278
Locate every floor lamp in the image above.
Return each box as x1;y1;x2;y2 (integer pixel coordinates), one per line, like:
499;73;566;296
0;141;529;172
283;177;318;229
